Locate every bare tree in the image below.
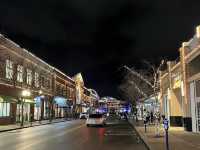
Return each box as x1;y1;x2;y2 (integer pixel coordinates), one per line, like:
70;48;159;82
119;60;165;112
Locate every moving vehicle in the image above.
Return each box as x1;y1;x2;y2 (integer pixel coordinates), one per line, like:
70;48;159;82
86;114;106;126
79;112;88;119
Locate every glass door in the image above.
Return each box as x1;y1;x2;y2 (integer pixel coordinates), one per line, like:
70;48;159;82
196;101;200;131
195;80;200;131
16;104;22;123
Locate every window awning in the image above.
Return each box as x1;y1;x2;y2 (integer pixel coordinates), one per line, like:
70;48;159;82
54;96;68;107
0;95;18;103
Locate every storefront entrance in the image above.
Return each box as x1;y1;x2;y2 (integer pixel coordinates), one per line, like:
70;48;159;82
16;103;31;123
190;80;200;132
54;96;67;118
163;94;170;124
16;99;34;124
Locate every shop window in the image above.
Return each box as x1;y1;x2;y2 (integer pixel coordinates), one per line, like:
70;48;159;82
17;65;23;82
196;80;200;98
27;69;32;85
189;55;200;77
47;79;51;89
34;72;39;88
0;103;10;117
5;59;13;79
45;79;50;89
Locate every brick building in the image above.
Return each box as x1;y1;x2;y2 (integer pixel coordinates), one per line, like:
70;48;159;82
0;33;99;125
0;34;55;125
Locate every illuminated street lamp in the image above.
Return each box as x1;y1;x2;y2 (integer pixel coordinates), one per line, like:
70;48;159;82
39;90;43;95
21;89;31;127
22;90;31;97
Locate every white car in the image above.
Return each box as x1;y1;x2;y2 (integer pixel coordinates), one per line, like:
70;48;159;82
86;114;106;126
79;113;88;119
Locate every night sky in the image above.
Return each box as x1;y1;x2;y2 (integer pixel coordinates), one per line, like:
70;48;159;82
0;0;200;98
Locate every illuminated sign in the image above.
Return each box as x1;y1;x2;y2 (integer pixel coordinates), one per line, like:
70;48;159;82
172;72;181;89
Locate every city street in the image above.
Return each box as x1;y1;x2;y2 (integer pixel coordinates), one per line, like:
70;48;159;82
0;119;147;150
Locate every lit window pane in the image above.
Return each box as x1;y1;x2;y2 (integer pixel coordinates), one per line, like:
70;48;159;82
0;103;2;117
6;60;13;79
2;103;6;116
7;103;10;116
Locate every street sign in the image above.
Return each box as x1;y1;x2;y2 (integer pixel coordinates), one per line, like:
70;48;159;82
163;118;169;150
163;119;169;130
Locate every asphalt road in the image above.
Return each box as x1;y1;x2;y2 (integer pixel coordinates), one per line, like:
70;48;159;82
0;119;147;150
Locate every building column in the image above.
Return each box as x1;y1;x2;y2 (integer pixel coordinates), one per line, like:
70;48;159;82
180;45;192;131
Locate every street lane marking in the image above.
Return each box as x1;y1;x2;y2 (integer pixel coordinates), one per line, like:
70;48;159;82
12;123;85;150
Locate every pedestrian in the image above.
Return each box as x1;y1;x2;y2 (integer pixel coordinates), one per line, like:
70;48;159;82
150;111;154;124
143;109;149;132
146;111;150;125
154;111;161;137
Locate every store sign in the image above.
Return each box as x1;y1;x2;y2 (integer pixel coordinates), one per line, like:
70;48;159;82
172;73;181;89
173;79;181;89
54;96;67;107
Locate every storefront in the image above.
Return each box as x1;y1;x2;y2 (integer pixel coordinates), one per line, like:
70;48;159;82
34;96;42;121
0;95;17;125
34;96;52;121
163;93;170;123
16;99;34;123
190;79;200;132
54;96;68;118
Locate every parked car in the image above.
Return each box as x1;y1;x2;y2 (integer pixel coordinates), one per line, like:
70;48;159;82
86;114;106;127
79;112;88;119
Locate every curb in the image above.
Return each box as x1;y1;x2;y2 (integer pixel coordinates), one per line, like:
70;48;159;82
128;120;151;150
0;119;69;133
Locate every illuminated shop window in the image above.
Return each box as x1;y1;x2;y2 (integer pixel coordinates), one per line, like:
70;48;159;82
0;103;10;117
5;59;13;79
17;65;23;82
27;69;32;85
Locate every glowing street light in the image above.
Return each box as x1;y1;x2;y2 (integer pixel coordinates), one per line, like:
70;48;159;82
39;90;43;95
22;90;31;97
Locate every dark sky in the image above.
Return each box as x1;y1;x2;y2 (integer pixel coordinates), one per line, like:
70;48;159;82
0;0;200;98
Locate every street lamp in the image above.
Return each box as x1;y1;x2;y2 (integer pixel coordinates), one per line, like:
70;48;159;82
22;90;31;97
21;89;31;127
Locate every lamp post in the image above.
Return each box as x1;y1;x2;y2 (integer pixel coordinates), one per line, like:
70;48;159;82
21;89;31;127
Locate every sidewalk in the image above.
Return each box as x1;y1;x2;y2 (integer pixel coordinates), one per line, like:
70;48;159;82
129;119;200;150
0;118;71;133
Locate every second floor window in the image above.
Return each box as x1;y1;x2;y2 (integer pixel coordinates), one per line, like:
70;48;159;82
27;69;32;85
17;65;23;82
41;76;45;87
34;72;39;88
5;59;13;79
46;79;51;89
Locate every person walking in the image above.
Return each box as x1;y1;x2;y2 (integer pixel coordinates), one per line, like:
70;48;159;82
146;111;150;125
154;111;161;137
150;111;154;124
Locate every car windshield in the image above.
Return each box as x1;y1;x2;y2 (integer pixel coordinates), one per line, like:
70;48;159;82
89;114;103;118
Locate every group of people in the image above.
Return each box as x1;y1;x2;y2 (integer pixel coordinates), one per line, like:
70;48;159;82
143;109;161;125
143;109;166;136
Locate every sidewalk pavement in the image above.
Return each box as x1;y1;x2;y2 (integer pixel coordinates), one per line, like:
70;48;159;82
129;119;200;150
0;118;72;133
